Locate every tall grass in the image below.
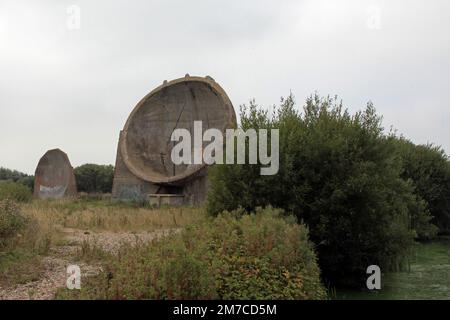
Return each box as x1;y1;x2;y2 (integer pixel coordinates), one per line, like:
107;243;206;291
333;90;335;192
22;199;205;232
1;198;203;288
0;181;32;202
0;200;55;287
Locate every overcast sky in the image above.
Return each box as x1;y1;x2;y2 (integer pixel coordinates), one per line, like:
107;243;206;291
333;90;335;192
1;0;449;174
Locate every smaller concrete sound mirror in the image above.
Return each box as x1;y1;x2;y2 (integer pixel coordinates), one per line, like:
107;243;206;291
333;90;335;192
34;149;78;199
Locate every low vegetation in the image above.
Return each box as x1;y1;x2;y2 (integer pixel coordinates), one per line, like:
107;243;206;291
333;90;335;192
335;236;450;299
0;200;54;287
0;181;33;203
0;200;27;249
56;207;326;300
24;199;204;232
0;167;34;191
396;139;450;235
0;199;206;290
74;164;115;194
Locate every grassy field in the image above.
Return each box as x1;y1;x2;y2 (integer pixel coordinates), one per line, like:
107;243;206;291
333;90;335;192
335;236;450;300
1;200;327;299
2;198;450;299
0;199;205;292
23;198;206;232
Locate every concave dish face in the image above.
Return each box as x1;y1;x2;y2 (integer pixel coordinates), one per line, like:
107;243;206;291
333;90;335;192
34;149;74;198
121;77;236;184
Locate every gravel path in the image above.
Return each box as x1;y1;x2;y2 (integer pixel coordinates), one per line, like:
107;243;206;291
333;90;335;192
63;228;180;253
0;256;100;300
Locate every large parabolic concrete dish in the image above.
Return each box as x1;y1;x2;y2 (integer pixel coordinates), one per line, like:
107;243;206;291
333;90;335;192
112;75;236;205
34;149;78;199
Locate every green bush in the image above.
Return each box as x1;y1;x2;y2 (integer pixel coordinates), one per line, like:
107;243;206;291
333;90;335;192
0;200;27;249
0;167;29;182
74;164;114;194
207;94;434;286
17;176;35;192
0;200;52;286
0;167;34;192
210;208;325;299
393;139;450;235
0;181;32;202
57;207;326;300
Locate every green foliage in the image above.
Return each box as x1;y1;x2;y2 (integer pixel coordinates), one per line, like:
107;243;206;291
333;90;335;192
17;176;35;191
0;167;28;181
0;200;27;249
0;181;33;202
56;207;326;300
393;138;450;234
208;94;434;286
210;208;325;299
0;167;34;192
0;200;51;287
336;236;450;299
74;164;114;194
0;249;43;287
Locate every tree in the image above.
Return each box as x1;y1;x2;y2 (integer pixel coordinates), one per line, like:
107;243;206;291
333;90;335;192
0;181;32;202
393;138;450;234
0;167;34;192
208;94;434;287
74;164;114;194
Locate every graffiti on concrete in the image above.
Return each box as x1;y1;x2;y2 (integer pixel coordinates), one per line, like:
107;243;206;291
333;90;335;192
34;149;77;199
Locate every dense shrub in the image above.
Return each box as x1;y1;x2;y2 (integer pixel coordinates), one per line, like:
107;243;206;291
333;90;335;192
57;207;326;300
0;181;33;202
393;139;450;235
0;167;34;192
17;176;35;192
207;94;435;286
74;164;114;193
0;200;53;286
210;208;325;299
0;200;27;249
0;167;28;182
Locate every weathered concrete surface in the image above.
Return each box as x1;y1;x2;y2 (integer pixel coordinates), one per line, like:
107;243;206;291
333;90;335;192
34;149;77;199
112;75;235;205
112;125;211;205
149;194;184;207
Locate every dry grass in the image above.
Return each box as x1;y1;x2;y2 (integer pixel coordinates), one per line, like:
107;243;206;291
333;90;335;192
1;198;204;290
0;250;43;287
0;200;56;288
21;199;205;233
